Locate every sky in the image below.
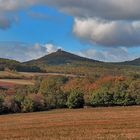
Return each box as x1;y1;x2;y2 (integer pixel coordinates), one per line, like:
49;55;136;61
0;0;140;62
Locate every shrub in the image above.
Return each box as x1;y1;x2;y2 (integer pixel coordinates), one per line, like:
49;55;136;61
0;95;4;114
21;94;45;112
30;94;45;111
90;91;114;107
67;89;84;109
128;80;140;105
45;90;68;109
39;76;68;95
21;96;34;112
3;96;20;113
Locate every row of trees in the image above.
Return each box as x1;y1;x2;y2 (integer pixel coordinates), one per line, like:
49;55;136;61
0;88;84;114
0;75;140;115
90;78;140;106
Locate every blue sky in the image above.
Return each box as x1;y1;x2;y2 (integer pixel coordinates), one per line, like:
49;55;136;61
0;0;140;62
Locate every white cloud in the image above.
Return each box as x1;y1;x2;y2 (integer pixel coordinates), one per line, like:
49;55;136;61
0;41;139;62
78;47;139;62
2;0;140;28
0;0;37;29
73;18;140;47
37;0;140;48
45;44;59;54
0;42;60;62
0;0;140;61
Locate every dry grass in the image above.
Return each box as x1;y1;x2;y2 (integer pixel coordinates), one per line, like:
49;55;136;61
0;71;23;79
0;71;79;80
0;106;139;140
0;79;35;86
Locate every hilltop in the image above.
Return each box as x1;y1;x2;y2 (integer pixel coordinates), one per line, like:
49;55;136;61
25;49;140;67
25;49;100;66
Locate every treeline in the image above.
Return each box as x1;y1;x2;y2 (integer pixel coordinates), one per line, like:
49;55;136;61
0;88;84;114
0;75;140;114
0;58;41;72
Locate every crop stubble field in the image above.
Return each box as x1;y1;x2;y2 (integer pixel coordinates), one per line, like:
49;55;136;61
0;106;139;140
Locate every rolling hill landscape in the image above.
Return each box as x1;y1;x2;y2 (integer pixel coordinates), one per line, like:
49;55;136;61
120;57;140;66
25;49;100;65
0;1;140;140
25;49;140;66
1;49;140;76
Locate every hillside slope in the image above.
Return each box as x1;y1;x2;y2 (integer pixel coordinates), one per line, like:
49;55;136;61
121;58;140;66
0;58;41;72
25;49;100;65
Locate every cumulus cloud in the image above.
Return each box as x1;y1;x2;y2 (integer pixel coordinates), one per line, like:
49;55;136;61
3;0;139;21
0;41;139;62
0;42;60;62
0;0;38;29
45;44;59;53
0;0;140;58
44;0;140;20
41;0;140;47
73;18;140;47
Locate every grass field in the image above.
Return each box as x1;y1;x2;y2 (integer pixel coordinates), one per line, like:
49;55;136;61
0;79;35;86
0;71;82;87
0;71;82;79
0;106;139;140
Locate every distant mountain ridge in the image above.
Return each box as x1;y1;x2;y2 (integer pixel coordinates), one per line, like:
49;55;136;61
119;57;140;66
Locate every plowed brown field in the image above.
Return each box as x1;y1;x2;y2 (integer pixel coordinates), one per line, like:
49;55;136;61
0;106;139;140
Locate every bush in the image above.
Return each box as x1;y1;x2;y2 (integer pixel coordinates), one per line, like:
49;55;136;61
30;94;45;111
67;89;84;109
0;95;4;114
45;90;68;109
90;91;114;107
39;76;68;95
21;96;34;112
3;96;20;113
21;94;45;112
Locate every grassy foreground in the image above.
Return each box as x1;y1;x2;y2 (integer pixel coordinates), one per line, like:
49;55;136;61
0;106;140;140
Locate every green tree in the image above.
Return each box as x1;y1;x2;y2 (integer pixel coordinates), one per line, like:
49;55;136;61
21;96;34;112
128;80;140;105
67;89;84;109
45;91;67;109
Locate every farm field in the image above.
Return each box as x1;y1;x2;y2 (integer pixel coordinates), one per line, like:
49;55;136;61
0;106;139;140
0;71;81;79
0;79;35;86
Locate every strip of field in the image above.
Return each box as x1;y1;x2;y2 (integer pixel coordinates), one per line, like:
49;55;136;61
0;106;139;140
0;71;23;79
0;79;34;86
19;72;84;77
0;71;83;80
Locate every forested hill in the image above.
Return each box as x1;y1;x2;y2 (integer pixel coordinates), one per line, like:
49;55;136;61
120;58;140;66
0;58;41;72
25;49;101;66
0;50;140;73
